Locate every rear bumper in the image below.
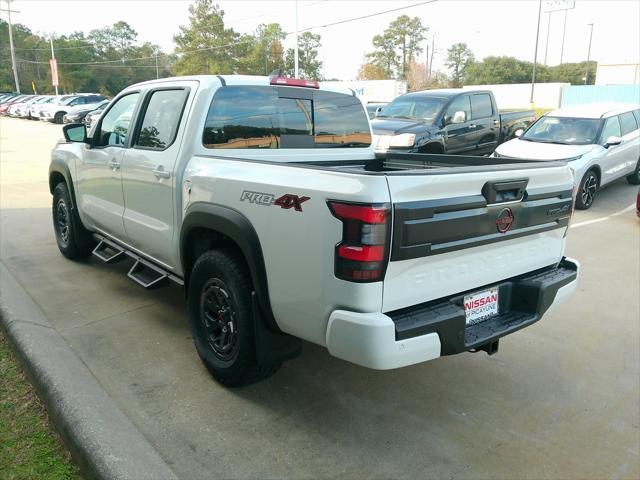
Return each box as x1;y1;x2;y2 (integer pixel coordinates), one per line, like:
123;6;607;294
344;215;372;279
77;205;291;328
326;257;579;369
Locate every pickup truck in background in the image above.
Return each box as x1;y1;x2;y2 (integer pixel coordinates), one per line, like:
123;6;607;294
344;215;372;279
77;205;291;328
50;75;578;387
371;89;535;157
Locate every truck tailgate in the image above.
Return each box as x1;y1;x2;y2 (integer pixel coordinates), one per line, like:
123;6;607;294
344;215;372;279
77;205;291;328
383;164;574;312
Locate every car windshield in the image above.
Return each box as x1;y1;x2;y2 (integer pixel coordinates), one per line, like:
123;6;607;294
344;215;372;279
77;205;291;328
61;96;79;105
521;116;601;145
377;96;446;122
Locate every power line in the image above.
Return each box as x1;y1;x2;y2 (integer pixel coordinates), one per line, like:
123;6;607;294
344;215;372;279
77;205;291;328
14;0;437;67
3;0;328;53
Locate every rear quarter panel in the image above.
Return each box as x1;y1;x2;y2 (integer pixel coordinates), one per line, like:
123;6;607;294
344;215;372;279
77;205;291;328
184;157;390;346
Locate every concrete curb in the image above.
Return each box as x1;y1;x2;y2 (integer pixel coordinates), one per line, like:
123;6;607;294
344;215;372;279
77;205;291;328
0;263;178;480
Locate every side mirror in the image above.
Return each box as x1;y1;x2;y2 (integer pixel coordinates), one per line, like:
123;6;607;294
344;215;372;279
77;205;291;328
514;128;524;138
604;135;622;148
63;123;87;143
451;111;466;124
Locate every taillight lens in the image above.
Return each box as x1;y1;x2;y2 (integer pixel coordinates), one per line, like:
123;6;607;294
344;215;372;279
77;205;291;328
328;201;390;282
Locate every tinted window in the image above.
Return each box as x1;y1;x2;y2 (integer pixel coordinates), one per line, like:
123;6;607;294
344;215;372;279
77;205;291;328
633;109;640;126
445;95;471;122
377;96;446;122
314;91;371;147
522;116;600;145
619;112;638;135
97;93;140;147
203;86;370;149
135;89;188;150
600;116;621;144
471;93;493;119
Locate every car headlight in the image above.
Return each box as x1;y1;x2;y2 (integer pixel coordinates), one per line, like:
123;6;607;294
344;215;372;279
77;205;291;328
388;133;416;147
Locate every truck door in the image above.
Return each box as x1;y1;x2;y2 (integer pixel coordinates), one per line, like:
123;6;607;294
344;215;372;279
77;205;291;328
75;92;141;242
442;95;475;154
120;86;192;269
470;93;499;155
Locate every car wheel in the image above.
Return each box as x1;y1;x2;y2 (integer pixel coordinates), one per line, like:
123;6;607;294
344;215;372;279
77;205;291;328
575;170;598;210
54;112;64;124
187;250;279;387
52;182;95;259
626;160;640;185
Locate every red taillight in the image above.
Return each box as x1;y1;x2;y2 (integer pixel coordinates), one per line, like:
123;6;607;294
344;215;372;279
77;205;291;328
270;77;320;89
328;201;390;283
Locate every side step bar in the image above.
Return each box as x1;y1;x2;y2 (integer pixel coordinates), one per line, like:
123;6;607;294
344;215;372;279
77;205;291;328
92;235;183;289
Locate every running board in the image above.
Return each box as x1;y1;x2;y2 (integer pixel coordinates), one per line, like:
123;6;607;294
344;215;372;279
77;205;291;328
93;239;126;263
92;234;183;289
127;259;168;289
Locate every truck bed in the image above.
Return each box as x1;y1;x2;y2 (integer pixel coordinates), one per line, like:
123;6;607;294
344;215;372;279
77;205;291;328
301;152;565;174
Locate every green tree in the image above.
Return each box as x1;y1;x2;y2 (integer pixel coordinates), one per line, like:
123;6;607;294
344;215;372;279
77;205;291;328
445;42;475;86
237;23;286;75
173;0;239;75
464;56;534;85
365;15;427;80
285;31;323;80
356;61;389;80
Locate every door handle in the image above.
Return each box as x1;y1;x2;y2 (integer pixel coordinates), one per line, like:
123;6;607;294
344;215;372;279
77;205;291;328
493;119;500;126
469;123;476;129
152;167;171;179
109;159;120;170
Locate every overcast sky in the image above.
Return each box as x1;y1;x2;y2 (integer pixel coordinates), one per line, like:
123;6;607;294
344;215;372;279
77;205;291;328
4;0;640;80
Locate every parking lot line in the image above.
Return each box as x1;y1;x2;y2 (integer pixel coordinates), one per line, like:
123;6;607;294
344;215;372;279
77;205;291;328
570;203;636;229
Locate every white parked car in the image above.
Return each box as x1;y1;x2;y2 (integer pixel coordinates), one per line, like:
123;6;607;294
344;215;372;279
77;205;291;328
494;103;640;209
30;95;70;120
39;94;106;124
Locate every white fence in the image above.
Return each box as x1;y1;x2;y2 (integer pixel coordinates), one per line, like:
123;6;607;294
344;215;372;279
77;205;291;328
321;80;407;103
462;83;569;109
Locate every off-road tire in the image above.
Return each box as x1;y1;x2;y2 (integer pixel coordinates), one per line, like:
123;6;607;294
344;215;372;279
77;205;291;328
52;182;95;259
187;250;279;387
575;170;598;210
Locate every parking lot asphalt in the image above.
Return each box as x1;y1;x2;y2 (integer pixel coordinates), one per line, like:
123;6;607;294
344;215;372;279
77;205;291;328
1;116;639;479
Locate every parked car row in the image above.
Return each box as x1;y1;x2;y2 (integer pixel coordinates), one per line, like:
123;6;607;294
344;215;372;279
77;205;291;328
0;92;108;124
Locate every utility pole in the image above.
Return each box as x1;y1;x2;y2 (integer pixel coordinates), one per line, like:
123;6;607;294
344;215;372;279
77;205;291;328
530;0;542;104
584;23;594;85
155;53;159;79
294;0;299;77
2;0;20;93
49;36;58;95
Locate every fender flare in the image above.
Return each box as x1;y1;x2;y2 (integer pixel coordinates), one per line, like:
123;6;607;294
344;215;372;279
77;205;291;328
180;202;279;332
49;158;77;210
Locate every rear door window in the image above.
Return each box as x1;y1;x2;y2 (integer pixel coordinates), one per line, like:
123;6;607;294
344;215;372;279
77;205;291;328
619;111;638;136
470;93;494;119
134;89;189;150
202;85;371;149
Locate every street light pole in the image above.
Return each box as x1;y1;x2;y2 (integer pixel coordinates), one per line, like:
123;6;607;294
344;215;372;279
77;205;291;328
544;11;552;65
530;0;542;104
294;0;299;77
560;8;568;64
584;23;594;85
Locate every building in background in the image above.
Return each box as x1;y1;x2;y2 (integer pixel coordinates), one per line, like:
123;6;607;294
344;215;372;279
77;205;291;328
595;63;640;85
321;80;407;103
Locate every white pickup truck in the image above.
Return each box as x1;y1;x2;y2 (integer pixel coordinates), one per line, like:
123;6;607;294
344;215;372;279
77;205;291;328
49;75;579;386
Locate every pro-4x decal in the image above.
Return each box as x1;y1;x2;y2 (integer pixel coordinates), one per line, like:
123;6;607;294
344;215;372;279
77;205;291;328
240;191;310;212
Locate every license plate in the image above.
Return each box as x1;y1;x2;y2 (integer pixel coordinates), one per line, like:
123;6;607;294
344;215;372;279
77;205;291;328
464;287;499;325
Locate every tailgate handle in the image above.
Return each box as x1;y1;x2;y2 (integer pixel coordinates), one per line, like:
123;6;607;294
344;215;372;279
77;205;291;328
482;179;528;204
